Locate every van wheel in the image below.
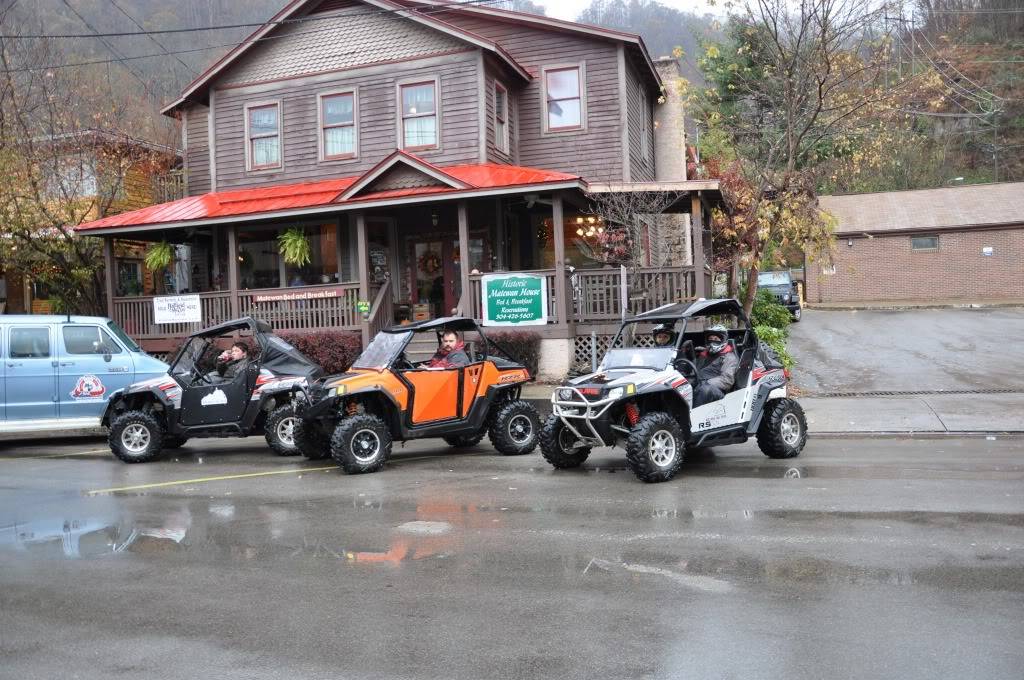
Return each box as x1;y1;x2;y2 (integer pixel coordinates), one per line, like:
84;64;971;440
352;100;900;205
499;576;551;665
757;399;807;458
539;414;591;469
625;412;685;483
109;410;165;464
489;400;540;455
295;418;331;460
331;414;392;474
443;431;486;448
265;405;301;456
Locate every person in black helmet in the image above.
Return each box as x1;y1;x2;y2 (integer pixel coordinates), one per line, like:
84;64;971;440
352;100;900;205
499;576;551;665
652;323;676;347
693;324;737;406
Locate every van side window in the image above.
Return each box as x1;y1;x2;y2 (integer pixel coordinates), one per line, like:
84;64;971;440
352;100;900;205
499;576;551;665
63;326;123;355
10;327;51;358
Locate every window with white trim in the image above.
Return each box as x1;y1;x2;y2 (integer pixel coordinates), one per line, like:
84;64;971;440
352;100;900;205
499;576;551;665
320;91;357;160
246;103;281;170
400;81;438;150
544;65;583;131
494;81;509;153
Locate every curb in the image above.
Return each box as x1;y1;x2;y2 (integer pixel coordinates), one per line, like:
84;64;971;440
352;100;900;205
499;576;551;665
809;431;1024;439
805;302;1024;311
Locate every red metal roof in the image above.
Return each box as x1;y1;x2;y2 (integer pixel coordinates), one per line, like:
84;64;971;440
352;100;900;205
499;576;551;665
75;158;579;232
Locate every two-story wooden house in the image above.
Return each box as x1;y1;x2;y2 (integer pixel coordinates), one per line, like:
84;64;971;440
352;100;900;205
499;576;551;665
75;0;718;377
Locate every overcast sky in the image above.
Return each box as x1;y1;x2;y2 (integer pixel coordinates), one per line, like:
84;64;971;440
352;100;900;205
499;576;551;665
534;0;724;21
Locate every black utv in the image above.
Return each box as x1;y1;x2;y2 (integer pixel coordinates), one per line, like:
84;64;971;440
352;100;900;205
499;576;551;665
102;317;322;463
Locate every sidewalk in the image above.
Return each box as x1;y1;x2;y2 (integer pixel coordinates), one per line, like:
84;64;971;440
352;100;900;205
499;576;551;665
522;384;1024;436
806;298;1024;311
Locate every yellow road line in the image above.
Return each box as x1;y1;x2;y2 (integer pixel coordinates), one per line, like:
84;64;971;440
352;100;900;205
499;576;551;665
0;448;110;462
87;465;337;495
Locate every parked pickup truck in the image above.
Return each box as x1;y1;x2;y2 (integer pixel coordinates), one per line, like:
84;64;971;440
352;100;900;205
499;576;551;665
0;315;167;435
757;271;802;321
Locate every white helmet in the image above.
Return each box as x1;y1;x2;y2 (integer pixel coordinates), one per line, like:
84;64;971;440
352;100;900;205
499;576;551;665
706;325;730;353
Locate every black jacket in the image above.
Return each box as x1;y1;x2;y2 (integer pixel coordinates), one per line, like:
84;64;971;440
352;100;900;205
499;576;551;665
697;346;738;392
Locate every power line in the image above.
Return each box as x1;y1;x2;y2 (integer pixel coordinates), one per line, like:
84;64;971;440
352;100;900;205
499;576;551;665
59;0;153;97
108;0;195;76
1;0;508;74
0;0;505;39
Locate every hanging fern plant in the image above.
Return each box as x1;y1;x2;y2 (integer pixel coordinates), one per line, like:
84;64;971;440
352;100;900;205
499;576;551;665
278;227;311;267
144;240;174;271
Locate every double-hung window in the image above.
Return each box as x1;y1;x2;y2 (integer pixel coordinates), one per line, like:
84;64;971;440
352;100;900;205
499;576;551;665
400;80;438;150
320;91;357;160
246;102;281;170
494;81;509;153
544;65;584;132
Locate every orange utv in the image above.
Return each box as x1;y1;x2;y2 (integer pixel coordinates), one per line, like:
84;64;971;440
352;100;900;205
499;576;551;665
293;317;540;474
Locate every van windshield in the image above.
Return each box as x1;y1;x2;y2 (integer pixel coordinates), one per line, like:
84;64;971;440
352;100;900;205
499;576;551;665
106;321;142;352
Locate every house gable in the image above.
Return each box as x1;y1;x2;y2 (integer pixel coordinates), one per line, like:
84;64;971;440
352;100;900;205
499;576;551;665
218;3;471;89
338;151;471;201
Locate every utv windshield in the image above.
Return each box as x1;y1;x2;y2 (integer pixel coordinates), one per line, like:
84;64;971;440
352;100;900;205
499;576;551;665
601;319;686;370
352;331;412;370
601;347;677;371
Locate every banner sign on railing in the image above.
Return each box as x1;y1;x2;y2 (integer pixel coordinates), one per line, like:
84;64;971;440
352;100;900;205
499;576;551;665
481;274;547;326
252;286;345;303
153;294;201;324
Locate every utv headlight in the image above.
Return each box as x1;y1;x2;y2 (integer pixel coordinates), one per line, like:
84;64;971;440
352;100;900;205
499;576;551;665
558;388;575;401
607;384;635;400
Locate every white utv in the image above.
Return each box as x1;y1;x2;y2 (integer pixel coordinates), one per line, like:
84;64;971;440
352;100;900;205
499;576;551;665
541;299;807;483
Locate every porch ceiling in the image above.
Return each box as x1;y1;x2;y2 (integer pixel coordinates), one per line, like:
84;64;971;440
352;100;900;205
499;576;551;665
74;155;583;236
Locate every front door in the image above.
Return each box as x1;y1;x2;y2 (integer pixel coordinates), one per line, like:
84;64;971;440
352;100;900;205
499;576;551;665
4;325;57;421
57;324;135;420
178;363;258;427
410;236;490;320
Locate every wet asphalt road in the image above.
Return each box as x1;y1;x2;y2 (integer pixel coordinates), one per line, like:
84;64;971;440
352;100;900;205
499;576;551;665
787;307;1024;393
1;435;1023;680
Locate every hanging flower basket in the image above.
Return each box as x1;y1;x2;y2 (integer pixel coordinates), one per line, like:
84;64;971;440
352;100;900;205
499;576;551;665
418;250;442;275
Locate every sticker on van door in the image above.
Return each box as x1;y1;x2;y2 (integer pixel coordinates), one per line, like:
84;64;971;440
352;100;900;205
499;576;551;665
70;374;107;400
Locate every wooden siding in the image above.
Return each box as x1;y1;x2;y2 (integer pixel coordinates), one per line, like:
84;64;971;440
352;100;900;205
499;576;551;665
439;14;625;181
211;51;482;190
185;104;211;195
483;55;517;165
217;5;469;88
626;55;656;182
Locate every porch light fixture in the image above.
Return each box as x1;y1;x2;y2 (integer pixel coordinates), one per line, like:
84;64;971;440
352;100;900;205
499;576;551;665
847;238;853;247
576;227;585;236
431;211;439;227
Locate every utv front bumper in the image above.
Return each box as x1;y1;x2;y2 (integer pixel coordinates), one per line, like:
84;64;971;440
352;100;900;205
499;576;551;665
551;387;622;448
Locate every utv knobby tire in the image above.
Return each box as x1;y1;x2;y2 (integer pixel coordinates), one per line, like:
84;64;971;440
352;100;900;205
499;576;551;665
625;412;685;483
443;431;487;448
294;418;332;460
331;414;392;474
163;436;188;449
108;410;165;464
539;414;591;469
265;405;301;456
489;400;540;456
757;398;807;459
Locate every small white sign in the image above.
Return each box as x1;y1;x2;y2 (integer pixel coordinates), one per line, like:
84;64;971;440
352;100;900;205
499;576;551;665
153;294;201;324
200;389;227;406
982;246;994;257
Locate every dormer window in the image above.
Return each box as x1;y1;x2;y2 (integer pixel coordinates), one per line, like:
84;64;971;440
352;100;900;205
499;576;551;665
320;91;357;160
543;64;585;132
399;79;439;151
245;102;281;171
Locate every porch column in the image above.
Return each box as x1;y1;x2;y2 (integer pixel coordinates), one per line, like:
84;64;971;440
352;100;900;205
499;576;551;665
102;237;115;319
551;193;569;327
457;200;470;316
494;198;506;270
226;224;240;318
356;212;370;344
334;217;344;283
691;193;706;299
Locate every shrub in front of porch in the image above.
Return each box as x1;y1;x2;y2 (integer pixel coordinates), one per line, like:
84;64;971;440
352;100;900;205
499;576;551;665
485;330;541;377
279;330;363;375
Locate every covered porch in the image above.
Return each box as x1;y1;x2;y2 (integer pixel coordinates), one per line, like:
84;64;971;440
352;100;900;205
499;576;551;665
77;153;718;356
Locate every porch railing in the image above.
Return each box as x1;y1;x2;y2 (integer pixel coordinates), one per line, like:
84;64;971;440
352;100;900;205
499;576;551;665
363;277;393;344
113;291;232;339
238;282;361;332
466;266;696;325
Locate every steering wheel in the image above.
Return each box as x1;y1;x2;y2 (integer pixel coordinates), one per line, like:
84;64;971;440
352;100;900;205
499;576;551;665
673;357;699;382
394;352;416;370
190;365;211;386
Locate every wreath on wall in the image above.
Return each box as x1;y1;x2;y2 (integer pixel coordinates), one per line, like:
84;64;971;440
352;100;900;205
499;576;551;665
418;250;442;275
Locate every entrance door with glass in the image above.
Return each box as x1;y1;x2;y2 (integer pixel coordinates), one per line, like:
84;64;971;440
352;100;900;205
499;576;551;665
410;236;488;320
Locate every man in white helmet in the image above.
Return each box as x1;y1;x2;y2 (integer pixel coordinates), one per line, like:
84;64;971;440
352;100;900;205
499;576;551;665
693;325;738;406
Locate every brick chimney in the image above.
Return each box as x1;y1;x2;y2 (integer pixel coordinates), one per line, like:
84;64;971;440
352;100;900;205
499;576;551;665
653;57;687;182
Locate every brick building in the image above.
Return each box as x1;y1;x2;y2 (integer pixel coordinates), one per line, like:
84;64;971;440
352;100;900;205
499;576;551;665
806;182;1024;304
